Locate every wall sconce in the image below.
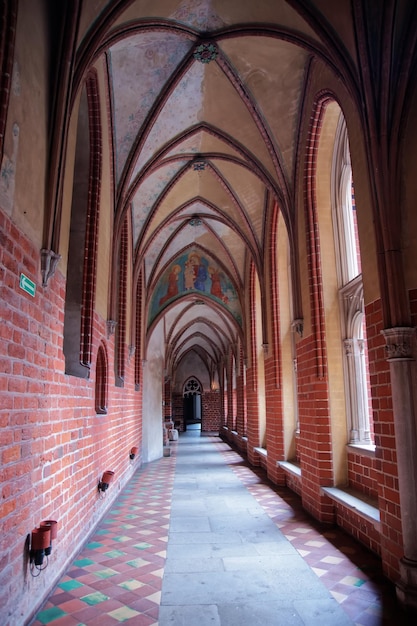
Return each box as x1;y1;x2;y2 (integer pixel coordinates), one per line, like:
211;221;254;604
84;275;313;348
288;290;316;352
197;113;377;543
30;520;58;576
130;447;138;461
98;470;114;497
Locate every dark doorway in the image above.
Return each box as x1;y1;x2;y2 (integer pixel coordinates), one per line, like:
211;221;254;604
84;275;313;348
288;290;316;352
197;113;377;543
183;378;202;431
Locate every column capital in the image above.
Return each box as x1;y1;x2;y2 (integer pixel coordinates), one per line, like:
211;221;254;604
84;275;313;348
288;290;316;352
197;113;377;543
381;327;415;361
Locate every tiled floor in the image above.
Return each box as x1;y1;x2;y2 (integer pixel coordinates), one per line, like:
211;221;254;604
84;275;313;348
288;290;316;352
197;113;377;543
31;432;410;626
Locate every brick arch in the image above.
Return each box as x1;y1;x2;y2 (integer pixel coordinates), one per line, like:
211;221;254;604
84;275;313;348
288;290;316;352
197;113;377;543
304;94;333;379
63;69;102;377
95;342;108;414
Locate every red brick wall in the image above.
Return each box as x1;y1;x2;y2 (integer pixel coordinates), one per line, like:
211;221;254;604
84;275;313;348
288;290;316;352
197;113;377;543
347;448;378;499
264;354;285;485
202;391;221;431
334;505;380;555
366;298;402;581
172;392;184;431
296;334;334;523
0;211;143;624
245;364;260;466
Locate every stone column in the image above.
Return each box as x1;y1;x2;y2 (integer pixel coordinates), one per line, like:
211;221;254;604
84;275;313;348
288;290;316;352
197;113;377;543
382;327;417;613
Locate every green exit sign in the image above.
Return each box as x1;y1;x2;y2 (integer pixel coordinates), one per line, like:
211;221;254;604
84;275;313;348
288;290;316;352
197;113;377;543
19;273;36;297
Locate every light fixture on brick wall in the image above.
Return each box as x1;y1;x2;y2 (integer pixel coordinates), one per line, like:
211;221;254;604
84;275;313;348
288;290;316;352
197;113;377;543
98;470;115;497
130;446;139;461
29;520;58;576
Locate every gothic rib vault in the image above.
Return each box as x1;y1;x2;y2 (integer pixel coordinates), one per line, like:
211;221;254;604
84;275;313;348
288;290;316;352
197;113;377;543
73;0;356;388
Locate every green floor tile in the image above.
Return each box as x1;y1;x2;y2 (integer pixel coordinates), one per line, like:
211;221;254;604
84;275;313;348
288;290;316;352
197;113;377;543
104;549;125;558
126;557;147;568
74;558;95;567
95;529;111;535
81;591;109;605
58;579;84;591
134;542;152;550
35;606;67;624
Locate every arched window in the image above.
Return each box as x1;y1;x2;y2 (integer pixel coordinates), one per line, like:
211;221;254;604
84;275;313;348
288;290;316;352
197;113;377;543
63;71;101;377
95;343;108;414
115;216;129;386
332;116;373;445
183;377;202;395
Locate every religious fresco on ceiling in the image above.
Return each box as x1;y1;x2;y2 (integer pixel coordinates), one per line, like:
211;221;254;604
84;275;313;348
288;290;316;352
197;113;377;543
134;62;205;175
108;33;193;180
132;160;188;246
148;250;242;327
171;0;225;31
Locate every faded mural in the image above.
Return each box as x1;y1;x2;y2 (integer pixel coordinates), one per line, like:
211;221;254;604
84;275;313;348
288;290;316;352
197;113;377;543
149;250;242;326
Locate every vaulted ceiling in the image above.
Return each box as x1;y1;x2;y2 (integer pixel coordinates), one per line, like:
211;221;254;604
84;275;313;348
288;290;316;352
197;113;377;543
75;0;354;383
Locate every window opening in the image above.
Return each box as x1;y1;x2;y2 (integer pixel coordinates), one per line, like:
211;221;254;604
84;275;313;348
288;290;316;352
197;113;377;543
332;116;373;445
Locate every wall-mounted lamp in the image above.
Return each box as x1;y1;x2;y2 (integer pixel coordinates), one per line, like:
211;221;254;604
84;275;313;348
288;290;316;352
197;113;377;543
98;470;114;497
130;447;139;461
30;520;58;576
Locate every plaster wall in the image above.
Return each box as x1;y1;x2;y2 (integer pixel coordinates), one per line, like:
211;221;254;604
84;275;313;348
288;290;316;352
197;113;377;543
2;0;48;248
316;101;348;485
143;323;165;462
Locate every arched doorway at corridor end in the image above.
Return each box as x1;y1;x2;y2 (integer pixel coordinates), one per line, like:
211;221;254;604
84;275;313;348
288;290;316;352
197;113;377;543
183;377;202;432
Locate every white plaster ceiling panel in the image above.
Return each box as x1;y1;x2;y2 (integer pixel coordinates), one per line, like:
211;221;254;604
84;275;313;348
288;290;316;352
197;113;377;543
109;32;193;181
175;351;212;377
172;200;222;220
199;132;247;161
212;0;319;40
179;320;222;344
220;37;308;180
212;160;266;245
154;167;232;221
172;304;235;343
200;59;278;181
141;168;205;245
132;62;206;178
114;0;318;40
114;1;180;26
176;336;218;361
162;299;191;330
131;160;188;247
165;133;204;158
174;328;221;357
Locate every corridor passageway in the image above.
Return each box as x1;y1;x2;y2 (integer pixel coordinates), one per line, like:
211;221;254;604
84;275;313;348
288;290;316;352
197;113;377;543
31;433;405;626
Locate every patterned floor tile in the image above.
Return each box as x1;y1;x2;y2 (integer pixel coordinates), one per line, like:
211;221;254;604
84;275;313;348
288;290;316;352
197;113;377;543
32;436;408;626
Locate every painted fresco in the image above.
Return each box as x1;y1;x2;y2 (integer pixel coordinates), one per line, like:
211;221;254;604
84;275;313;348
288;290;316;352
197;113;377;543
171;0;225;31
149;250;242;326
134;62;206;176
109;32;193;181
